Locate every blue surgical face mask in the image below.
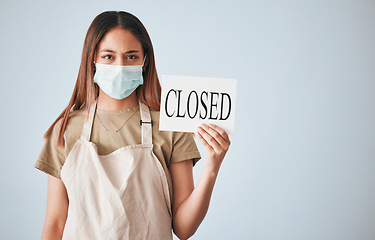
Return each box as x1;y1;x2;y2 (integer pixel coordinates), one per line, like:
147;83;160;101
93;57;145;100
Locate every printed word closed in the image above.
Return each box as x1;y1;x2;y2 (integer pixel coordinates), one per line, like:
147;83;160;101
165;89;232;121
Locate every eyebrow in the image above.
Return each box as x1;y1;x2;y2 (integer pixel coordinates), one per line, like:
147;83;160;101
99;49;141;54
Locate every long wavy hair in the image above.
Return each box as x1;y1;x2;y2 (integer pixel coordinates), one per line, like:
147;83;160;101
44;11;161;147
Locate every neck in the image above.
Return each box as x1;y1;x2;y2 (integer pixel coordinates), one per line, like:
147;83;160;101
97;89;138;111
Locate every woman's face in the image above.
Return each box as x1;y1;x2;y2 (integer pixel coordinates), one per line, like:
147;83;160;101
95;27;144;66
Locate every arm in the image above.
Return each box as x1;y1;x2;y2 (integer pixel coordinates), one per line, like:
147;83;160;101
41;175;69;240
170;124;230;240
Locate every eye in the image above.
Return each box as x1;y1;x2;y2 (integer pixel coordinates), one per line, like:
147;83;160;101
127;55;139;60
101;55;113;60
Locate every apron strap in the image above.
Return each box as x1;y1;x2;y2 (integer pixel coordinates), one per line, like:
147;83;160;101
139;99;153;145
80;100;97;141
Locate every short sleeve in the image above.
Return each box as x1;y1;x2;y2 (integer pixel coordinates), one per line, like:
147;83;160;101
34;121;66;179
170;132;201;166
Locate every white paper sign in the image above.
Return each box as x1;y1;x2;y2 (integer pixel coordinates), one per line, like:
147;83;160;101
159;75;237;134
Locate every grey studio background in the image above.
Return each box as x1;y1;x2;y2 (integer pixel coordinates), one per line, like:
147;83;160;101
1;0;374;239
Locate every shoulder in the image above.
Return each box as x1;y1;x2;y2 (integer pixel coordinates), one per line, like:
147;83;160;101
66;108;87;129
47;108;87;144
64;108;87;141
149;110;170;140
46;109;87;149
149;109;161;126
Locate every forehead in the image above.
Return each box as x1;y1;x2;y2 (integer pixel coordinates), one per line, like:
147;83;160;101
97;27;142;52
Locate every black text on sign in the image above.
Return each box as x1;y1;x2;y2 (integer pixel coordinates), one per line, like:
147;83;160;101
165;89;232;120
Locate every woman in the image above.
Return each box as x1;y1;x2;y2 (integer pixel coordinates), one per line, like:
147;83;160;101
35;11;230;240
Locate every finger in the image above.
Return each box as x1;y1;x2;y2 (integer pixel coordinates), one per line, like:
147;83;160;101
195;129;213;150
197;126;222;152
201;124;228;147
208;124;230;142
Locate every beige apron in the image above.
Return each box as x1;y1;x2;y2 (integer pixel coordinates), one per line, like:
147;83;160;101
60;100;172;240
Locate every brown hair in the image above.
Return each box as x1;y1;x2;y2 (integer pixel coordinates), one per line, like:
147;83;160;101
44;11;161;147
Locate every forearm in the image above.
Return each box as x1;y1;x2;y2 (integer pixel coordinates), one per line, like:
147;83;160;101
41;221;65;240
173;166;219;239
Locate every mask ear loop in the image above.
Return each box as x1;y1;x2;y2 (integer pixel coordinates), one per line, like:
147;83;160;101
142;55;147;66
142;55;147;71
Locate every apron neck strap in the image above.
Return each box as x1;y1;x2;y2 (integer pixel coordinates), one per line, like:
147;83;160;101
80;100;97;141
139;99;153;145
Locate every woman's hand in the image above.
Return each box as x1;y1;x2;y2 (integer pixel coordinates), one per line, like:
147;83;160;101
195;124;231;172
